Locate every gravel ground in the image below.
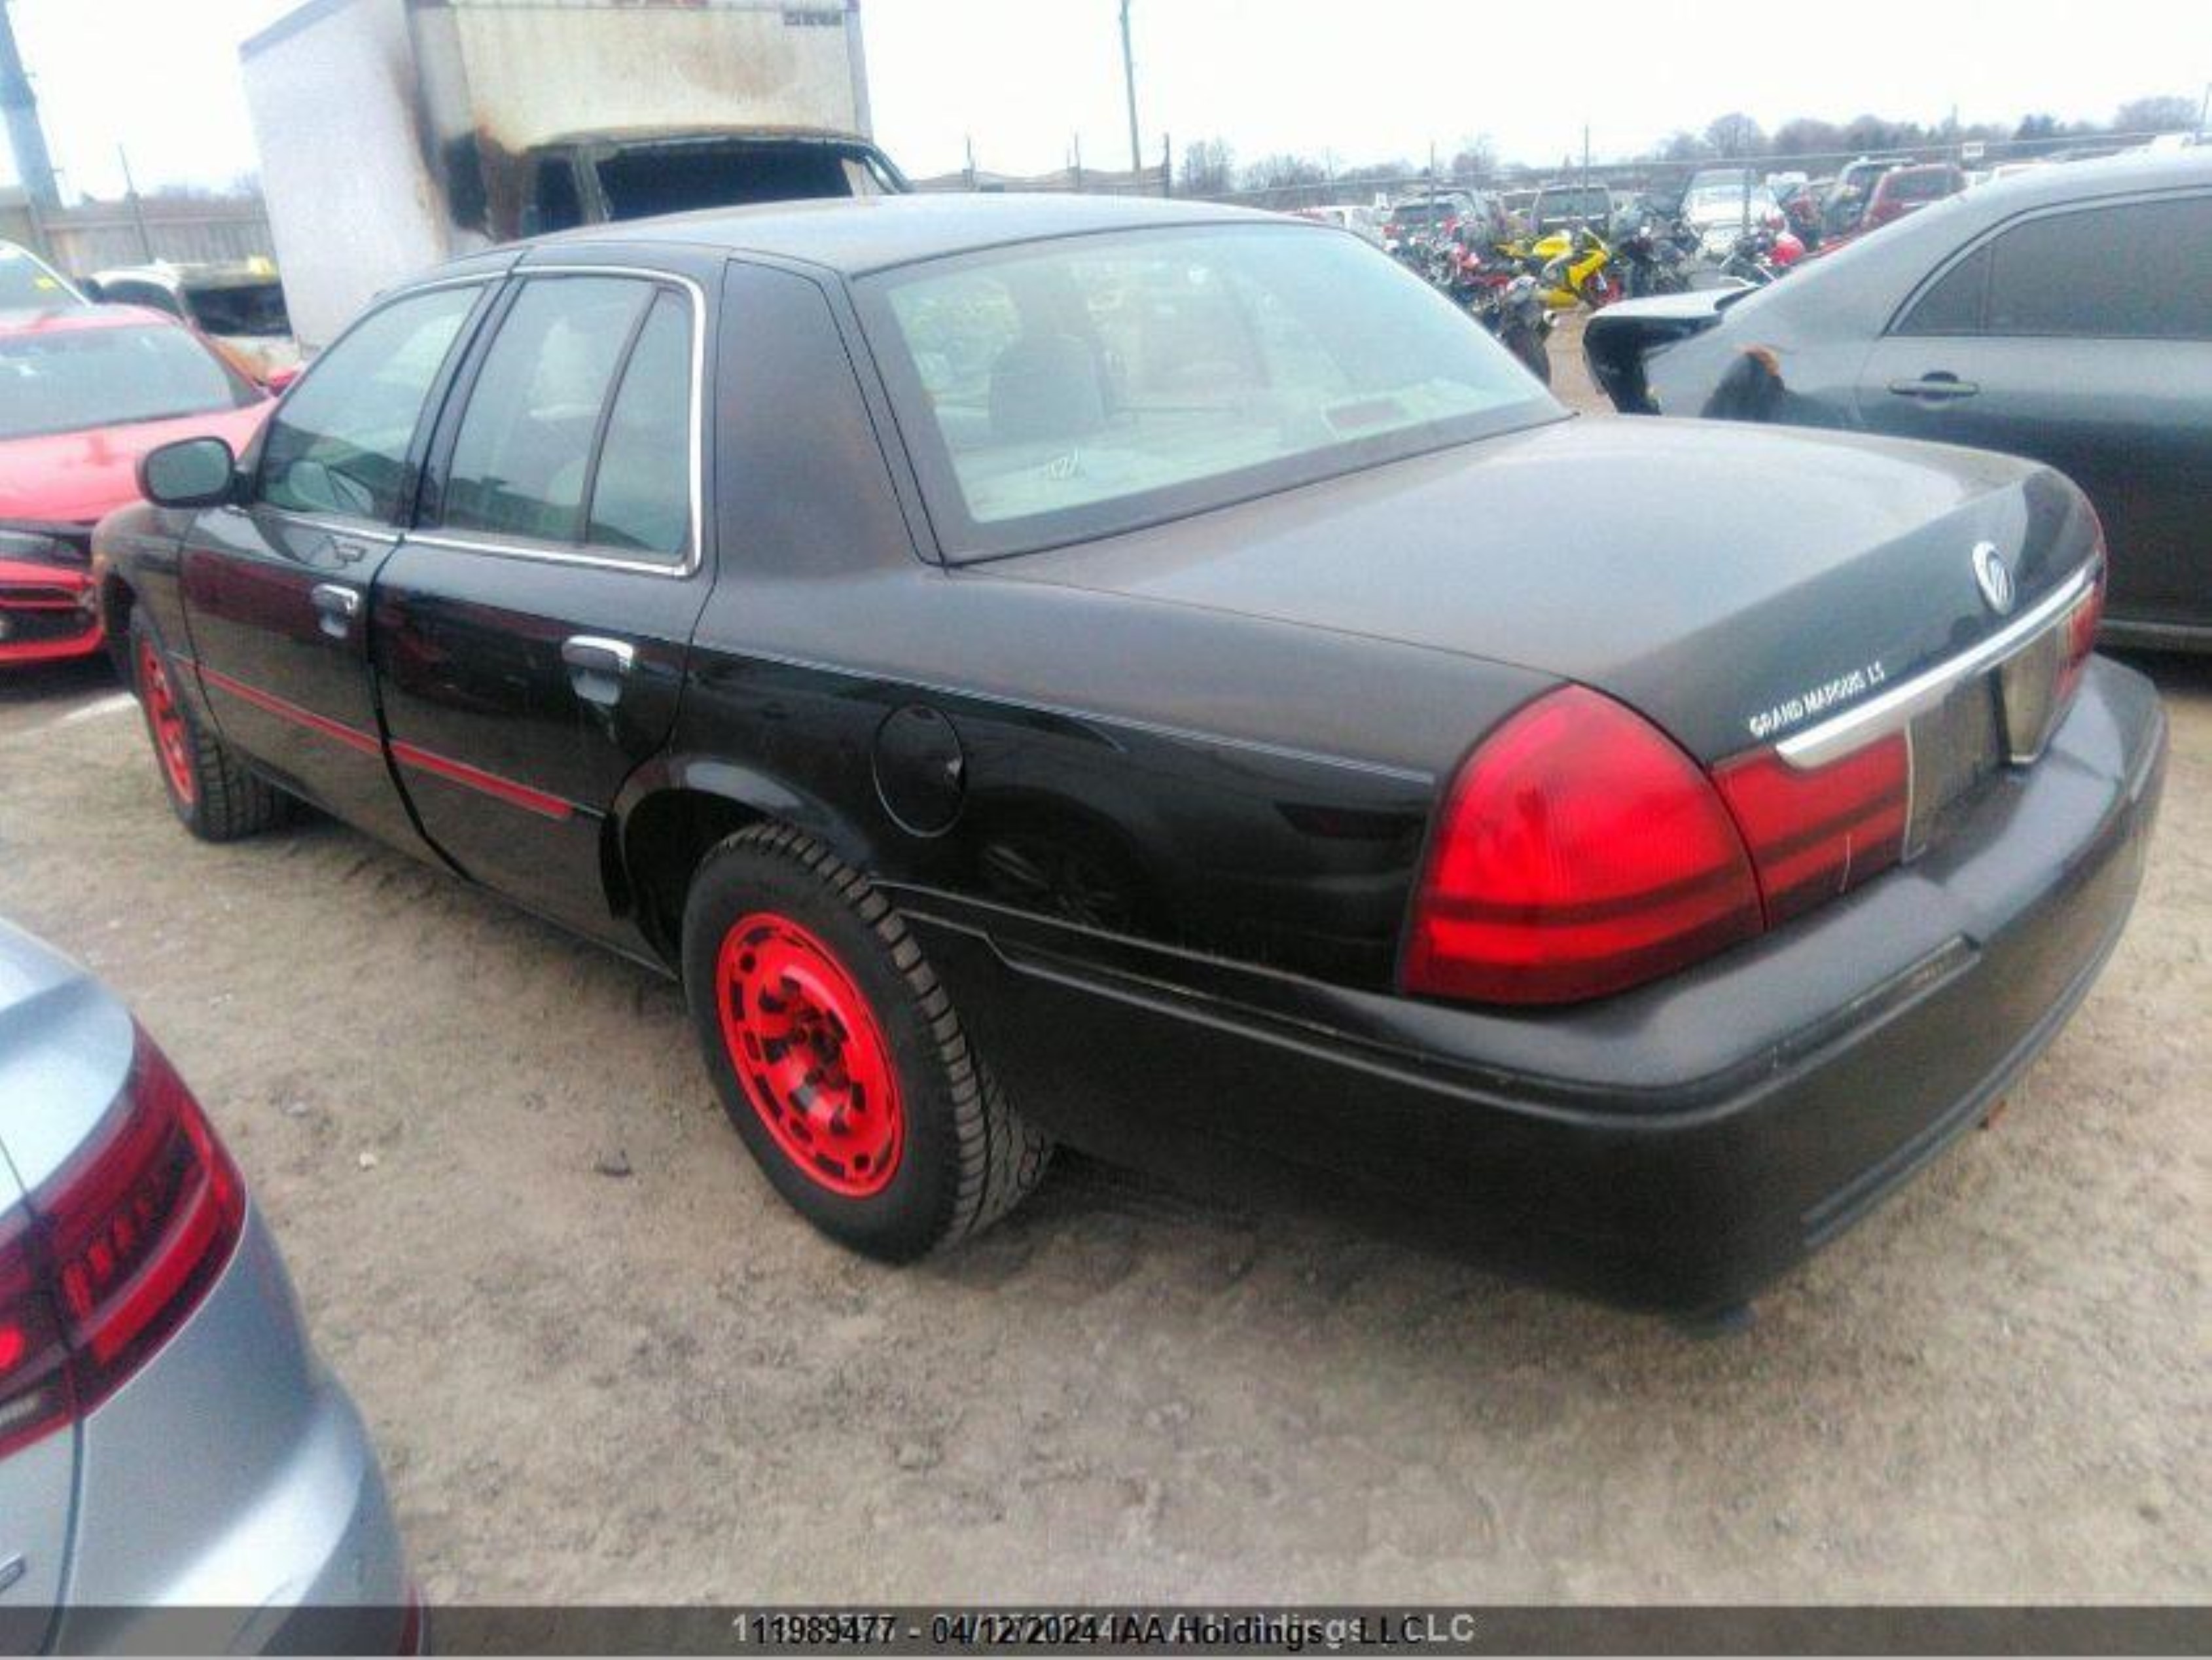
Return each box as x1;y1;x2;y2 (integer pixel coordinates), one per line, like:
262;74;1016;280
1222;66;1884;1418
0;338;2204;1604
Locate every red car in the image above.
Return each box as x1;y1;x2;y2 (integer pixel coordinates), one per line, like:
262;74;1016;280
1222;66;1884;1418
1;306;272;667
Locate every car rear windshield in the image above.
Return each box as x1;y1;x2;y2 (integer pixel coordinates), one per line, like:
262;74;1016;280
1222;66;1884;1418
596;141;898;219
0;324;259;441
185;281;292;338
1539;190;1611;218
858;223;1561;560
1389;200;1458;224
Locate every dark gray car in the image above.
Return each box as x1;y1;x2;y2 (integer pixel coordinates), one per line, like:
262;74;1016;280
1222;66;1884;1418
1584;151;2212;649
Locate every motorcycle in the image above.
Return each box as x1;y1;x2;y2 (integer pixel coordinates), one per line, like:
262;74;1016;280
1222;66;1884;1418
1429;234;1554;384
1474;272;1554;384
1528;224;1621;310
1717;221;1806;287
1611;213;1692;298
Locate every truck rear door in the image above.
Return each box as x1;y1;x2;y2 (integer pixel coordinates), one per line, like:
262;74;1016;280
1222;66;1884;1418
368;259;711;947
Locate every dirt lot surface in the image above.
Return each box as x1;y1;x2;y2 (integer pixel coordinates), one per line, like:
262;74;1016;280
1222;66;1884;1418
2;336;2205;1604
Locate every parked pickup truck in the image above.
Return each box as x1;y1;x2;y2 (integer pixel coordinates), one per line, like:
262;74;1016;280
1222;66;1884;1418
98;194;2163;1314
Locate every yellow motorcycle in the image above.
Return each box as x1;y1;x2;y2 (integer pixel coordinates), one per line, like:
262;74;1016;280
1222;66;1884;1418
1518;225;1623;311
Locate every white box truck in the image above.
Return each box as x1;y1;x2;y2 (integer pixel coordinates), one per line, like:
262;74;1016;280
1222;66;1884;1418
240;0;904;348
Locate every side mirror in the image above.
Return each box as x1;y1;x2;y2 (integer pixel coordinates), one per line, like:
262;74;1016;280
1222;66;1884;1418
139;437;239;509
264;364;302;395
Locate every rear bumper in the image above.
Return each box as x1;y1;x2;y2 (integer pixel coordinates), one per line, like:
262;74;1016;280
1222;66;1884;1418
907;657;2167;1311
46;1206;412;1653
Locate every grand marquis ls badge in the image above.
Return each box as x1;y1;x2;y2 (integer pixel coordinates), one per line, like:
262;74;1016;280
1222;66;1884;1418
1971;541;2016;615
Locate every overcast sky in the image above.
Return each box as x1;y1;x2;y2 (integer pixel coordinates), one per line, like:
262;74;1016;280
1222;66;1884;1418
3;0;2207;200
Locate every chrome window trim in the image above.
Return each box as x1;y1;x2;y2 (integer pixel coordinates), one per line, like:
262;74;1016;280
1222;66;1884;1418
1775;562;2094;770
419;264;707;581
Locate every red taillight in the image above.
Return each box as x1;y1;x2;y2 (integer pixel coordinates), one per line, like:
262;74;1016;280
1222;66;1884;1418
1401;687;1764;1005
0;1205;70;1458
2056;560;2106;709
1712;734;1909;926
0;1026;242;1456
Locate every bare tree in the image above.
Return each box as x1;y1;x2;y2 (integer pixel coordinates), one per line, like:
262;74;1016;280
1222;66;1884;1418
1704;112;1767;159
2113;95;2198;133
1652;129;1714;163
1769;118;1846;159
1241;152;1327;192
1448;135;1497;183
1179;137;1236;197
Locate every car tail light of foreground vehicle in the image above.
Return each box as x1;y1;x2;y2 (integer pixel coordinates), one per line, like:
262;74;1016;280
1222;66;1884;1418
0;1025;243;1456
1400;675;2025;1006
1400;687;1768;1005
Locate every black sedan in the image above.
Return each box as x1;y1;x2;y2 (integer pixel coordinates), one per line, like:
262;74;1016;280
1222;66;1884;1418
1585;151;2212;650
96;194;2164;1313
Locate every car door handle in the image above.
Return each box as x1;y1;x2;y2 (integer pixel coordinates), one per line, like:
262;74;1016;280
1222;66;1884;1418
1887;374;1980;401
562;635;634;707
309;582;361;640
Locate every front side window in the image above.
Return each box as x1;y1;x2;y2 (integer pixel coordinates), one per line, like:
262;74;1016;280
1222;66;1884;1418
1896;196;2212;341
1983;198;2212;340
0;323;260;442
861;224;1559;560
259;284;482;522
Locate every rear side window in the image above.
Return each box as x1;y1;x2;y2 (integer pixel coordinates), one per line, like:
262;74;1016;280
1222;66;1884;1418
259;283;481;521
437;274;694;560
1901;197;2212;340
440;278;643;543
1896;245;1990;336
585;291;693;559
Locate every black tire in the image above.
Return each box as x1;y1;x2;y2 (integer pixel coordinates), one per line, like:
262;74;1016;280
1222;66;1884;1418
682;823;1051;1261
130;611;287;842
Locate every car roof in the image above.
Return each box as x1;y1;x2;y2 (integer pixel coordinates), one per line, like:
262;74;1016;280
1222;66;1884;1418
0;303;179;339
1949;145;2212;208
525;191;1293;276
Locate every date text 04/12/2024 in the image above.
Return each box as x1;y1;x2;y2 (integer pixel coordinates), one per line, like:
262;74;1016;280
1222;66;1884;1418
726;1610;1482;1649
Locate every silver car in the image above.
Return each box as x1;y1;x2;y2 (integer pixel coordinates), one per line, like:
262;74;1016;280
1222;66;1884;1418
0;919;416;1652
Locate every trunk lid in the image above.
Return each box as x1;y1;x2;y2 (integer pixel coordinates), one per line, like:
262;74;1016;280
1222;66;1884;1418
995;416;2099;765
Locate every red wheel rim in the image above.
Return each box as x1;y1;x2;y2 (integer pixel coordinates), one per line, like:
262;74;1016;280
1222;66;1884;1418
716;912;902;1197
138;638;196;807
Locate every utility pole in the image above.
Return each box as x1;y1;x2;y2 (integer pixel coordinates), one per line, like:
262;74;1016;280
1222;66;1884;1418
0;0;62;210
117;145;153;262
1118;1;1141;173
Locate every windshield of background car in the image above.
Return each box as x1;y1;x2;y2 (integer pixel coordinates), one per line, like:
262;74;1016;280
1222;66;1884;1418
0;245;75;312
185;281;292;338
1389;200;1456;225
1541;189;1611;219
859;224;1563;560
0;323;259;441
1684;184;1770;220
